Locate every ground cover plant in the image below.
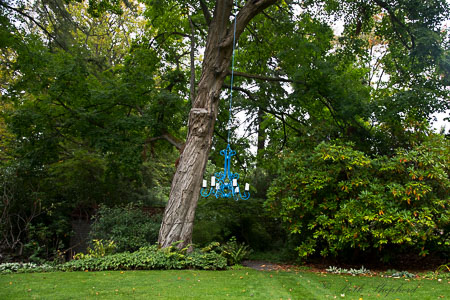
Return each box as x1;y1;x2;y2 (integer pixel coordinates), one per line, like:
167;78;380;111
0;240;250;274
1;268;449;299
63;244;227;271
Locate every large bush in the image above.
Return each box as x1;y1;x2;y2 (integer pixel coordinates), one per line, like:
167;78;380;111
267;135;449;260
89;205;161;253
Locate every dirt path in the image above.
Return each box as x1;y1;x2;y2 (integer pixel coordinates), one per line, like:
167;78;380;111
241;260;304;272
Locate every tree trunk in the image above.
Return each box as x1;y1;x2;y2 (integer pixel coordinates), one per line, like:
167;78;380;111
158;0;278;249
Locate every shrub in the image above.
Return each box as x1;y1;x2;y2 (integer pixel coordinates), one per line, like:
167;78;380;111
201;238;252;266
186;251;227;270
89;204;161;252
60;244;227;271
219;237;252;265
267;135;449;260
73;239;117;259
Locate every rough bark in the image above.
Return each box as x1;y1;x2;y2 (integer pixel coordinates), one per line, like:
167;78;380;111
158;0;278;249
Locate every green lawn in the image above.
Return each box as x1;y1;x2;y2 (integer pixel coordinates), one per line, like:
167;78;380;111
1;269;448;300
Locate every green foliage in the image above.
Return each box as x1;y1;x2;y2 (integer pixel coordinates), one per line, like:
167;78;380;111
429;264;450;280
0;262;55;274
420;264;450;280
194;167;285;253
89;205;161;253
60;244;227;271
267;134;449;260
326;266;372;276
436;264;450;274
185;251;228;270
421;271;450;280
200;237;251;266
219;237;252;266
193;194;283;252
383;269;416;278
73;239;117;260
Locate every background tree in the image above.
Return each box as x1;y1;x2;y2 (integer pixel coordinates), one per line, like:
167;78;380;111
0;0;185;258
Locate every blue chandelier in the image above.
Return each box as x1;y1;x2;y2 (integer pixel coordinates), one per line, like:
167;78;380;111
200;1;250;201
200;144;250;200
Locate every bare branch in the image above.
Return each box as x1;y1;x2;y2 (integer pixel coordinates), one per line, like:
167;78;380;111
146;133;185;151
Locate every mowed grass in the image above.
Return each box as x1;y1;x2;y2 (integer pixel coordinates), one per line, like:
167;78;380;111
1;268;448;300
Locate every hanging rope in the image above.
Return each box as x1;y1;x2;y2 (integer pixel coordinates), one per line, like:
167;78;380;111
227;0;238;144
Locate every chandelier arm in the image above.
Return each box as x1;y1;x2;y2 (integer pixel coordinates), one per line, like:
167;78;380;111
200;187;213;197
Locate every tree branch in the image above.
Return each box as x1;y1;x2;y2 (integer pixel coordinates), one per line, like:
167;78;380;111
220;0;279;48
372;0;415;50
230;70;302;84
146;133;185;151
223;84;304;134
0;1;67;50
199;0;212;26
280;113;287;152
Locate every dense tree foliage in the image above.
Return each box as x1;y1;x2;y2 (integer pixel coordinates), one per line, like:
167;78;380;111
0;0;448;263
